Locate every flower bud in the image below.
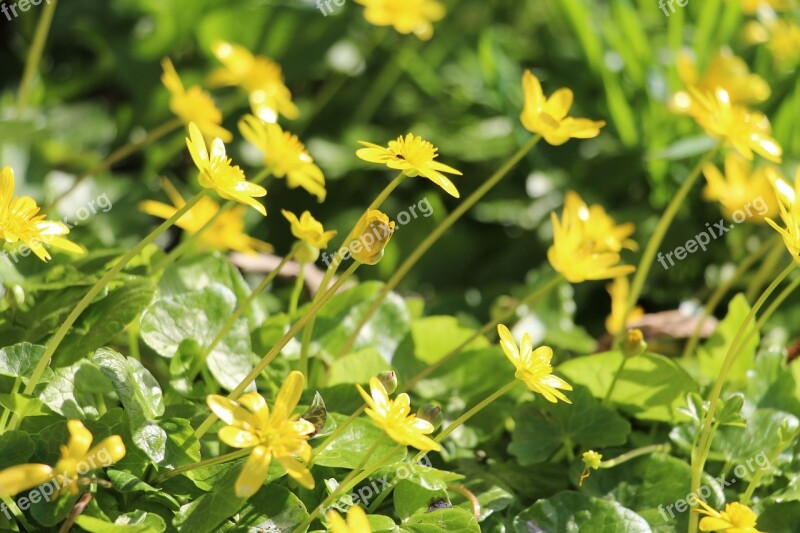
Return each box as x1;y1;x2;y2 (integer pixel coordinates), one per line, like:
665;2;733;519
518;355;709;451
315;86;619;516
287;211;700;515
622;328;647;358
292;240;320;264
417;405;443;430
376;371;398;394
582;450;603;470
349;210;395;265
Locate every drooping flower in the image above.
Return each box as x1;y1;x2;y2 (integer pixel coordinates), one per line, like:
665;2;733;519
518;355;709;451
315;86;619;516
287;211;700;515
702;153;779;222
497;324;572;403
0;166;85;262
688;88;782;163
54;420;126;496
348;210;396;265
161;58;231;141
282;210;337;250
356;377;440;452
186;122;267;216
579;450;603;485
206;371;315;498
765;169;800;261
357;134;462;198
139;178;273;255
606;276;644;335
695;499;764;533
327;506;373;533
520;70;606;146
0;464;54;497
239;115;326;202
548;191;636;283
353;0;445;40
209;41;299;123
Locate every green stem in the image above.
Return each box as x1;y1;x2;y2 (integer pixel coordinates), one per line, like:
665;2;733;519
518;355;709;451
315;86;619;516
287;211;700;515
746;243;786;302
603;356;629;405
311;407;366;462
152;449;250;484
599;443;669;468
289;264;306;317
0;378;21;434
353;40;421;124
740;426;800;505
15;0;58;114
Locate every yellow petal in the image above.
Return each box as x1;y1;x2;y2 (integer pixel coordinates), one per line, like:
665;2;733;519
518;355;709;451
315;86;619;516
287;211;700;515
235;446;271;498
0;464;54;497
273;371;305;422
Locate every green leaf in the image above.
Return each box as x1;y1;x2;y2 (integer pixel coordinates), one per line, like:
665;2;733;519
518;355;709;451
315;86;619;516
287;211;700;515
39;360;113;419
394;480;448;521
328;348;393;386
76;511;166;532
172;464;246;533
226;484;309;532
514;491;652;532
0;430;35;469
400;507;479;532
313;415;406;469
399;316;488;366
0;342;52;383
698;294;758;383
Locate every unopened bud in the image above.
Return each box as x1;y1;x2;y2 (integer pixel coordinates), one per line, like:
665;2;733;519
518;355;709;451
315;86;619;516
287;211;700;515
376;371;397;394
622;328;647;358
292;241;320;264
417;405;443;430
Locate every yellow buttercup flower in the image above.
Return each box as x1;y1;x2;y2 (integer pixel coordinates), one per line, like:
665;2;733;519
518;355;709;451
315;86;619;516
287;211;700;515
349;210;396;265
0;166;85;262
702;153;779;222
766;169;800;261
356;377;440;452
186;122;267;216
520;70;606;146
353;0;445;40
695;500;764;533
0;464;53;497
497;324;572;403
54;420;126;496
139;178;273;255
209;41;299;123
357;134;462;198
206;371;315;498
161;58;231;142
327;506;372;533
282;210;337;250
606;276;644;335
239;115;326;202
688;88;782;163
548;191;636;283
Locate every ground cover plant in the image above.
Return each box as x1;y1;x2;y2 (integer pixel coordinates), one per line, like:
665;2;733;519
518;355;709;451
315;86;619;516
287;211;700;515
1;0;800;531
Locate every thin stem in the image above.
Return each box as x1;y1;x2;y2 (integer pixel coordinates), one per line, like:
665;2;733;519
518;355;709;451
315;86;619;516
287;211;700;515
193;262;360;440
15;0;58;114
746;242;785;302
740;426;800;505
603;356;629;405
599;444;669;468
289;264;306;316
152;449;250;484
0;378;21;434
754;273;800;333
614;148;718;349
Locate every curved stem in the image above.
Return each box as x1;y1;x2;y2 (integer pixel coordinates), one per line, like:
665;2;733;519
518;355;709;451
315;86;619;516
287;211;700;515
603;356;628;405
740;426;800;505
15;0;59;114
152;449;250;484
447;485;481;520
746;242;785;302
599;443;670;468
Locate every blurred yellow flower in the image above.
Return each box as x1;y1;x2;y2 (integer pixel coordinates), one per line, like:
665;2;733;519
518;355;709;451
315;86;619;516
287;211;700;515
282;210;337;250
702;153;779;222
349;210;396;265
0;166;85;262
748;18;800;69
0;464;53;497
354;0;445;40
695;500;763;533
327;506;372;533
766;169;800;261
209;41;299;123
688;88;782;163
356;377;440;452
739;0;793;14
140;178;273;255
497;324;572;403
520;70;605;146
186;122;267;216
606;276;644;335
161;58;231;142
239;115;326;202
357;134;462;198
548;191;636;283
54;420;126;496
206;372;315;498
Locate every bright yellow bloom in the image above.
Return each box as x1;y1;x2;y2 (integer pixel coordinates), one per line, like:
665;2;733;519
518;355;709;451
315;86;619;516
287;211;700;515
695;500;764;533
161;58;231;142
282;210;337;249
327;506;372;533
520;70;605;146
688;88;782;163
738;0;793;14
497;324;572;403
356;377;440;452
766;169;800;261
209;41;299;123
206;371;315;498
0;464;53;497
702;153;779;222
0;166;84;262
548;191;636;283
582;450;603;470
239;115;326;202
671;50;770;114
139;178;273;255
765;19;800;68
349;210;396;265
186;122;267;216
357;134;462;198
354;0;445;40
54;420;126;496
606;276;644;335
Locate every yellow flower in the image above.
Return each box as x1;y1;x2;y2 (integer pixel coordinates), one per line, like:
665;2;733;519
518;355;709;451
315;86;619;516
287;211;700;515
239;115;326;202
766;169;800;261
206;371;315;498
520;70;606;146
161;58;231;142
606;276;644;335
353;0;445;40
702;153;779;222
765;18;800;69
548;191;636;283
0;464;53;497
497;324;572;403
209;41;299;123
0;166;85;262
688;88;782;163
671;50;770;114
582;450;603;470
139;178;273;255
186;122;267;216
356;134;462;198
282;210;337;249
356;377;440;452
695;500;764;533
54;420;126;496
327;506;372;533
349;210;396;265
738;0;793;14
